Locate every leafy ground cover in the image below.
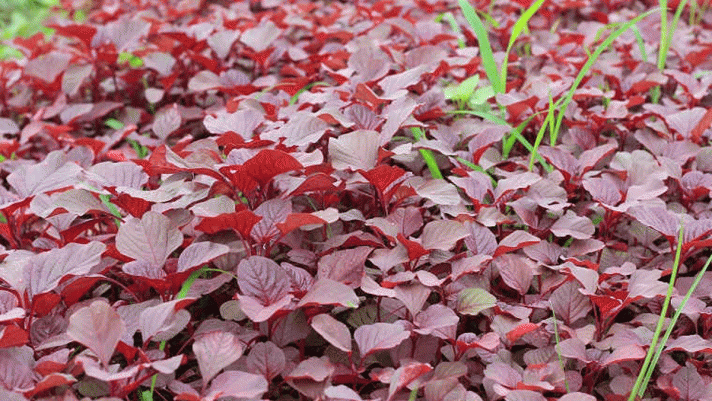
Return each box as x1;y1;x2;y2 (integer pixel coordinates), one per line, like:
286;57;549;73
1;0;712;400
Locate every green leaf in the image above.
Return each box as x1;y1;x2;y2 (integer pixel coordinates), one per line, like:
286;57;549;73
104;118;125;130
457;288;496;315
469;84;495;106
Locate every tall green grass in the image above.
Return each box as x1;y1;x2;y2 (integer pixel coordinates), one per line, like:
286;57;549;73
651;0;692;103
455;0;656;171
628;225;712;400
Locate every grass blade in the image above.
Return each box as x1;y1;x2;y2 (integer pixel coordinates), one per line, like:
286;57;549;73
628;222;683;401
551;306;570;392
411;127;444;179
630;25;648;63
458;0;503;93
437;12;466;49
448;109;509;126
500;0;546;88
639;253;712;395
552;9;656;141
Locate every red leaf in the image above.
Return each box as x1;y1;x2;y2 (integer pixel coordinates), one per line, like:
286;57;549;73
24;373;75;398
360;165;406;198
276;213;327;236
354;83;388;108
387;361;432;401
494;231;541;257
691;108;712;141
242;149;303;187
506;322;540;343
196;210;262;239
0;325;28;348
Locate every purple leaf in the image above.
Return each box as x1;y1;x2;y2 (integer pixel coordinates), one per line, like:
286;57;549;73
600;344;646;366
116;211;183;269
193;330;244;385
673;363;708;401
464;221;497;256
494;172;541;201
354;322;410;357
537;146;577;179
665;108;707;138
329;130;380;171
152;104;181;141
494;231;540;257
176;241;230;273
550;210;595;240
240;21;282;52
66;300;125;367
505;390;547;401
0;346;35;392
24;241;106;297
0;118;19;135
495;254;534;295
245;341;286;381
583;176;622;206
578;143;617;175
627;205;679;239
237;256;290;306
7;150;82;197
394;282;431;317
311;314;352;353
413;304;459;339
317;247;371;288
203;109;262;139
550;281;591;325
420;220;469;251
237;256;292;322
205;370;269;399
139;299;193;342
297;279;359;309
251;198;292;242
188;70;221;92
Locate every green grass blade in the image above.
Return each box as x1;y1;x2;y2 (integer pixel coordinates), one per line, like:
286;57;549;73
411;127;443;179
630;25;648;63
145;266;211;400
458;0;503;93
629;222;683;401
528;110;551;170
552;9;656;140
502;116;534;158
456;157;498;187
657;0;669;70
437;12;466;48
289;81;329;105
551;306;570;392
500;0;545;87
639;253;712;396
448;109;509;126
